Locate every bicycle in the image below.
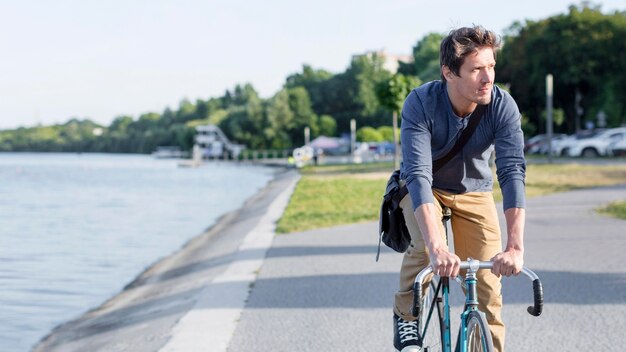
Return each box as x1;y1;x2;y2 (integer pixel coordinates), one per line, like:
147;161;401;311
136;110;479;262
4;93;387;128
411;258;544;352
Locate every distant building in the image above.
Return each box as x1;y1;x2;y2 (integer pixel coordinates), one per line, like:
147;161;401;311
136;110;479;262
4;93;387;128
352;49;413;74
195;125;245;159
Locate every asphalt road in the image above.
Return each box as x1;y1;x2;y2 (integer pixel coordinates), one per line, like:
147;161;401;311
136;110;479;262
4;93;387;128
227;184;626;351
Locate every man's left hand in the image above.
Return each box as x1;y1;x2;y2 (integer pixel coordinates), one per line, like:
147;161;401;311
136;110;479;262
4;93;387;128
490;249;524;277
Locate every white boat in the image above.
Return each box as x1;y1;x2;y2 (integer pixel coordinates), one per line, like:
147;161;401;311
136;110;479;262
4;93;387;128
152;146;184;159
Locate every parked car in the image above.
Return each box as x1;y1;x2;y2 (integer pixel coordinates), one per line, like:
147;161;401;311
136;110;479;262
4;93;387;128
524;133;567;154
524;135;544;154
608;136;626;157
550;130;603;157
550;134;578;157
538;134;569;155
565;127;626;157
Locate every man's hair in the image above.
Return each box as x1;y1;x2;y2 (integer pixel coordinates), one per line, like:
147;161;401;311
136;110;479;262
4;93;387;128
440;26;502;81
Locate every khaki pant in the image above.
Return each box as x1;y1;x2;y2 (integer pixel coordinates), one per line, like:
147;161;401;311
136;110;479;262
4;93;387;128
393;188;505;352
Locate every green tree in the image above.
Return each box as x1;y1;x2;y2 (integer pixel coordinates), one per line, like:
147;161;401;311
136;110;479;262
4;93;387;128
266;89;294;148
219;84;267;148
412;32;444;82
109;115;133;134
317;114;337;137
285;64;333;114
499;3;626;133
287;87;319;146
175;99;197;124
376;73;421;114
264;87;321;148
0;119;105;152
376;73;421;168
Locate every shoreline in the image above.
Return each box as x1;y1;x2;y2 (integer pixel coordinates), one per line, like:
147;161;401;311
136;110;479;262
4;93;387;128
33;167;300;352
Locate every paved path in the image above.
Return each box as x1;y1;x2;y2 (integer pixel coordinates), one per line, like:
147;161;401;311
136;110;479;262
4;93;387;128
227;184;626;351
35;173;626;351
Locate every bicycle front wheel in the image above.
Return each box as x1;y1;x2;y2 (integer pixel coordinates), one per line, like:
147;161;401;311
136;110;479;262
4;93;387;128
419;276;443;351
464;311;494;352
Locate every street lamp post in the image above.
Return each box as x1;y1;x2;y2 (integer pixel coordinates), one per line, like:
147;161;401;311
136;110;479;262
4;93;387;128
392;111;400;170
546;74;554;163
350;119;356;155
304;126;310;145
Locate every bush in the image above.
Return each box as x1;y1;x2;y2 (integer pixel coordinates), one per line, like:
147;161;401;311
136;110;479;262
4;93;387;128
357;126;384;142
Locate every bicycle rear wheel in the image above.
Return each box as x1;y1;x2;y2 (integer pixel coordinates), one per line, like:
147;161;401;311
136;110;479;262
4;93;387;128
464;311;494;352
418;276;443;351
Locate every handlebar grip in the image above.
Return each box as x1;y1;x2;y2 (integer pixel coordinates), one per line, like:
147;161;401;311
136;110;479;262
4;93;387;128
527;278;543;317
412;282;422;317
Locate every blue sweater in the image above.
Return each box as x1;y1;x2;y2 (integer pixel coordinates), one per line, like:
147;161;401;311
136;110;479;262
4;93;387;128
400;81;526;211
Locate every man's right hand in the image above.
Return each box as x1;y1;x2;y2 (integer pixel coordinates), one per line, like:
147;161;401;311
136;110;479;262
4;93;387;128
429;247;461;278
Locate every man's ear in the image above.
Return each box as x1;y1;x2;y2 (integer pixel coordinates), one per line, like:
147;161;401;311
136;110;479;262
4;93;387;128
442;65;453;80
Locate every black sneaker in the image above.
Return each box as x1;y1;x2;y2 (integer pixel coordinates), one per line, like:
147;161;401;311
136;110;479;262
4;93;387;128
393;313;421;352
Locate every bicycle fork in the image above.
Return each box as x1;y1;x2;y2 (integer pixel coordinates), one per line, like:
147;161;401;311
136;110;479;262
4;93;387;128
457;261;486;352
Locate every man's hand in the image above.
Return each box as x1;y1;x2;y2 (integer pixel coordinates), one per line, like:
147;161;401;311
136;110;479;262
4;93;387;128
491;248;524;277
430;248;461;278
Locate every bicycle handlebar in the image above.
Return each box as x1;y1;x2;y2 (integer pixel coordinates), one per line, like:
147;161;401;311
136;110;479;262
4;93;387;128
412;259;543;318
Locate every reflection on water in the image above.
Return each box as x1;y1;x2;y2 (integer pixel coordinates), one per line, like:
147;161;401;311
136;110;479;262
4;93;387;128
0;153;274;351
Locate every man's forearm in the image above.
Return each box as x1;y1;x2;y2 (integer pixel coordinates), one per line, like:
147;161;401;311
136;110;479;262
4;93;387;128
415;202;462;277
503;207;525;253
414;203;446;252
491;207;526;276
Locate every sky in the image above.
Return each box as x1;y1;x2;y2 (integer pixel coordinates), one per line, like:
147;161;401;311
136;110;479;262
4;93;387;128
1;0;625;129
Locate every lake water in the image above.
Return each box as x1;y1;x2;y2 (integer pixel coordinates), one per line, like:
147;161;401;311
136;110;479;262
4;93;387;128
0;153;275;352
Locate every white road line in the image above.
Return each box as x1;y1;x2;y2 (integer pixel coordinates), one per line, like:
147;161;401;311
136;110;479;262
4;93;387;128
159;175;299;352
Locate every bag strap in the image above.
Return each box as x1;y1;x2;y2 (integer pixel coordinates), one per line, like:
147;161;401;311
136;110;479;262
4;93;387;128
397;183;409;202
432;104;486;173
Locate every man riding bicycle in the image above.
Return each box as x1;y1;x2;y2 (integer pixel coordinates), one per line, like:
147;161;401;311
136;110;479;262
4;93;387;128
393;26;526;352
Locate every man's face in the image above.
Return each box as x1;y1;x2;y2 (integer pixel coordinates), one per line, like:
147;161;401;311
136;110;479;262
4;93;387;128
445;47;496;107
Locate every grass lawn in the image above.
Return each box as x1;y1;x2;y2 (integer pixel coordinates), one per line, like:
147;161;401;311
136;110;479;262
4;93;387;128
495;163;626;201
276;161;626;233
275;176;383;233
